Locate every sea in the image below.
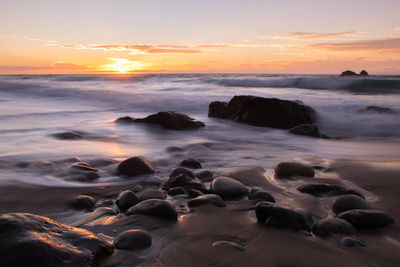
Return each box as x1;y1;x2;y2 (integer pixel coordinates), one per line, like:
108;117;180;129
0;74;399;186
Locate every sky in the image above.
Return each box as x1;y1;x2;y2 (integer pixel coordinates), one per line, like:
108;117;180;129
0;0;399;74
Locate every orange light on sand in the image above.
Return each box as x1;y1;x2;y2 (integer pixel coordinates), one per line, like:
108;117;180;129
101;58;146;73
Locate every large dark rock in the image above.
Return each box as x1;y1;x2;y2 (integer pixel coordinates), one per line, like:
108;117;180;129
289;124;328;138
116;190;139;211
208;95;316;129
340;70;358;76
211;176;248;199
255;202;313;231
133;111;205;130
248;189;275;203
359;70;369;76
275;162;315;178
118;156;155;177
298;183;363;198
339;210;394;228
114;229;152;250
0;213;113;267
332;195;371;214
126;199;178;220
162;174;207;193
67;195;96;210
179;158;202;169
313;218;357;236
169;167;195;178
188;194;226;207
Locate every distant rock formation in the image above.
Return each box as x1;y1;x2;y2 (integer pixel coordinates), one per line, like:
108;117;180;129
359;70;369;76
340;70;369;77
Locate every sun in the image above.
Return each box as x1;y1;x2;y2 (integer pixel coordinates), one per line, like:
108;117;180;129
101;58;145;73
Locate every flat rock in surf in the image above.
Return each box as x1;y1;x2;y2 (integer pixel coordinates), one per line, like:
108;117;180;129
313;217;357;236
162;174;207;193
255;201;313;231
361;105;398;114
332;195;371;214
275;162;315;178
188;194;226;207
298;183;363;198
289;124;329;138
126;199;178;221
114;229;152;250
211;176;248;199
339;209;394;228
118;156;155;177
115;111;205;130
179;158;202;169
50;131;83;140
208;95;316;129
0;213;113;266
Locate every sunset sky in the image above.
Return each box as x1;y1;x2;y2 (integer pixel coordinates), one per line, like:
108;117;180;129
1;0;399;74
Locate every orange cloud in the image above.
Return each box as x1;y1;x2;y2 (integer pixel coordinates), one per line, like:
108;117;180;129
308;38;400;52
289;31;358;39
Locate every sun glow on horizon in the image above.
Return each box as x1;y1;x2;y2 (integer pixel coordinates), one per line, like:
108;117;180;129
101;58;146;73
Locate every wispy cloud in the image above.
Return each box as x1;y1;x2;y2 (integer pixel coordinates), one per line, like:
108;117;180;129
308;38;400;52
258;31;361;40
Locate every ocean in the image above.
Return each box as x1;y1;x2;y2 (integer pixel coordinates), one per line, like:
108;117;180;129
1;74;399;186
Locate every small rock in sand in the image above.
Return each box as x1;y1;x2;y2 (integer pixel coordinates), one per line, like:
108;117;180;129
127;199;178;221
211;176;248;199
212;241;245;252
275;162;315;178
313;218;357;236
188;194;226;207
114;229;152;250
341;237;366;247
169;167;195;178
118;156;155;177
332;195;371;214
116;190;139;211
179;158;202;169
339;209;394;228
248;189;275;203
67;195;96;210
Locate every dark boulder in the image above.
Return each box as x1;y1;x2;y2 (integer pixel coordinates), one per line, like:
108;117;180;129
179;158;202;169
359;70;369;76
275;162;315;178
167;187;186;196
114;229;152;250
118;156;155;177
208;95;316;129
126;199;178;221
340;70;358;76
188;194;226;207
67;195;96;210
332;195;371;214
116;190;139;211
137;189;167;201
255;202;313;231
289;124;329;138
0;213;113;267
298;183;363;198
339;209;394;228
211;176;248;199
248;189;275;203
134;111;205;130
162;174;207;193
313;218;357;236
169;167;195;178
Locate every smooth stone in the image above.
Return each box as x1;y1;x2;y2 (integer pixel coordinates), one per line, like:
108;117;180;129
118;156;155;177
179;158;202;169
188;194;226;207
208;95;316;129
162;174;207;193
298;183;363;198
255;201;313;231
168;187;186;196
248;189;275;203
67;195;96;210
195;170;214;181
169;167;195;178
51;131;82;140
332;195;371;214
134;111;205;130
116;190;139;211
114;229;152;250
137;189;167;201
275;162;315;178
341;237;366;247
212;241;245;252
339;210;394;228
188;189;204;198
211;176;248;199
289;124;328;138
0;213;113;266
313;218;357;236
127;199;178;220
114;116;135;123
